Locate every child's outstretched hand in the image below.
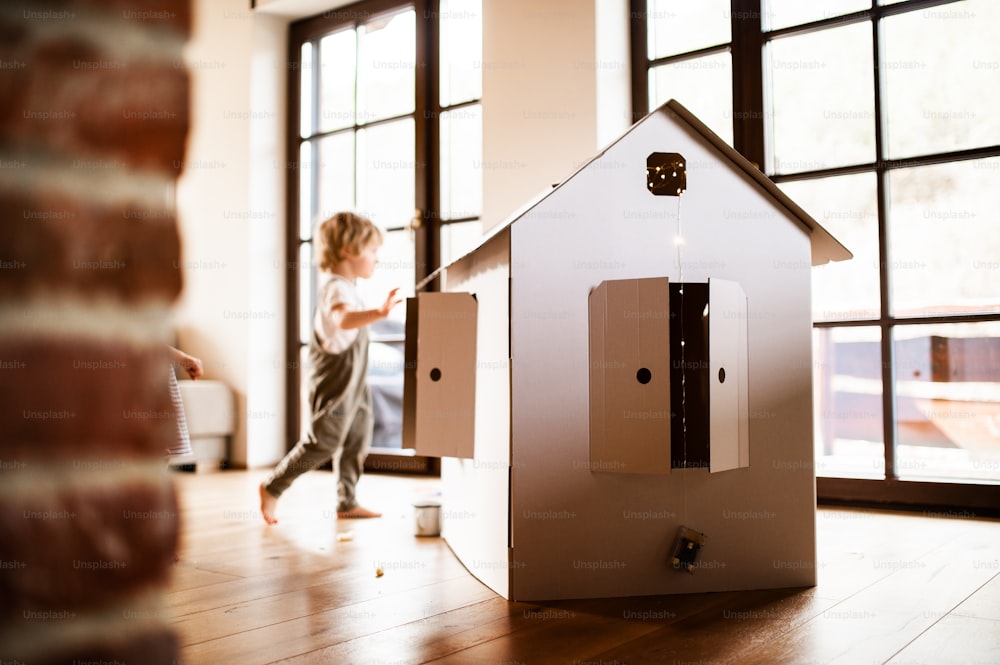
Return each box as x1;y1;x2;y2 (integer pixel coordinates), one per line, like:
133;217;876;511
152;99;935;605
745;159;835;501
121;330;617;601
178;353;204;380
380;288;404;318
168;345;204;380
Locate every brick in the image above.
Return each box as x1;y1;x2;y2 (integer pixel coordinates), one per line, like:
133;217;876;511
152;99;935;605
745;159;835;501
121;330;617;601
0;189;182;303
0;473;179;618
6;0;191;39
0;340;178;461
0;35;190;175
54;629;180;665
75;0;192;36
0;1;190;662
16;626;179;665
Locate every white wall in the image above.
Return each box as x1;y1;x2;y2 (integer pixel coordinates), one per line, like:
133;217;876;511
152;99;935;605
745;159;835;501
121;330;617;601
246;14;290;468
175;0;288;468
481;0;631;230
175;0;629;467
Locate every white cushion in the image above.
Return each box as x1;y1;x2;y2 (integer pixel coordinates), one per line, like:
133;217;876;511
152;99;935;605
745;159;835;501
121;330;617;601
177;379;235;438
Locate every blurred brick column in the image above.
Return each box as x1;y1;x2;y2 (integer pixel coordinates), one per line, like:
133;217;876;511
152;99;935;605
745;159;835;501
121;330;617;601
0;1;190;663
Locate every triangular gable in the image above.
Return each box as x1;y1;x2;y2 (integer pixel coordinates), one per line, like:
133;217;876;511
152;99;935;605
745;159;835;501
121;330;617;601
663;100;851;266
419;99;851;290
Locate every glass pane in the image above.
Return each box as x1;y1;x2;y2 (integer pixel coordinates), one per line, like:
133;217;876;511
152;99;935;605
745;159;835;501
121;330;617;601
646;0;731;59
814;326;886;479
767;22;875;174
440;104;482;220
439;0;482;106
300;42;314;138
887;158;1000;317
299;343;311;436
298;241;314;345
894;321;1000;483
648;52;733;146
369;329;405;448
764;0;870;32
356;229;414;325
317;132;355;223
356;118;415;229
318;29;357;133
778;174;880;322
882;0;1000;159
298;140;316;240
357;9;415;123
441;220;484;266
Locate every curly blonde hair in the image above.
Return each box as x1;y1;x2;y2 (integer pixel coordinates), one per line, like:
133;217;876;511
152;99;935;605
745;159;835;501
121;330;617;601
314;212;383;272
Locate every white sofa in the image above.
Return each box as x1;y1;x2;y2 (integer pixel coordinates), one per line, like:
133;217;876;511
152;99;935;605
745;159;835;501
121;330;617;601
173;379;234;470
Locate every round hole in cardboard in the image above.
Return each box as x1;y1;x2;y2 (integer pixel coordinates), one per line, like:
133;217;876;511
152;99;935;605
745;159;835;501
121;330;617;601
718;367;726;383
430;368;442;382
636;367;652;384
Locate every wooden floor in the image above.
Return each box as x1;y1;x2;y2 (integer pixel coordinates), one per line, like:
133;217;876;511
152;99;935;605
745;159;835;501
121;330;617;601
168;469;1000;665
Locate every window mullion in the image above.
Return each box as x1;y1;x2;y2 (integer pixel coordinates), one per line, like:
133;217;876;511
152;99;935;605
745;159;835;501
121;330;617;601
871;12;898;481
414;0;437;284
309;39;322;228
730;0;765;168
878;170;898;481
629;0;649;122
352;26;361;210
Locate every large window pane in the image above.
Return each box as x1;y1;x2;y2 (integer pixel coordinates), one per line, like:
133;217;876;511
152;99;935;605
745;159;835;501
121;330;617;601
882;0;1000;159
441;220;485;266
764;0;870;32
634;0;1000;505
356;229;413;325
440;104;482;220
298;140;315;240
894;321;1000;483
300;42;314;138
767;22;875;173
319;29;357;132
887;158;1000;317
299;344;311;436
814;326;886;479
292;0;483;463
356;118;415;228
298;241;314;345
649;52;733;145
439;0;482;106
317;132;356;223
646;0;731;59
357;10;415;122
779;174;880;322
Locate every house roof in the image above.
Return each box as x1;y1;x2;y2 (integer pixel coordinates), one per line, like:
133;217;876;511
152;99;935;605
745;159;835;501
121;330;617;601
419;99;851;290
663;99;852;267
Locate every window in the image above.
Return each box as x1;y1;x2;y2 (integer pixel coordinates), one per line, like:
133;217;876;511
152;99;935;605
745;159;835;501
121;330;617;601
632;0;1000;511
644;0;734;144
287;0;483;464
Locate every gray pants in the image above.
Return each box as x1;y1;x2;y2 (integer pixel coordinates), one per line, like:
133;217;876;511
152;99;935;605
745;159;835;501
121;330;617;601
263;396;373;513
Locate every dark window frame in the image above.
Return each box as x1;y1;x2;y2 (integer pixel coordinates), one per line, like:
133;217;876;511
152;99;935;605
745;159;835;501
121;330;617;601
285;0;479;472
631;0;1000;514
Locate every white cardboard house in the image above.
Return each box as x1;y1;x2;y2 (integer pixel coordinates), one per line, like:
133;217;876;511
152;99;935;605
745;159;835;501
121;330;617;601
403;99;851;601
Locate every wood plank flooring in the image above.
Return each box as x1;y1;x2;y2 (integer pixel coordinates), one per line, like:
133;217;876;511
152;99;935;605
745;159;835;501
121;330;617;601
167;469;1000;665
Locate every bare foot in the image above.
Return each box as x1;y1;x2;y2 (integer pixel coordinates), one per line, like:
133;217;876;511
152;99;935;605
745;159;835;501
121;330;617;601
259;483;279;525
337;505;382;519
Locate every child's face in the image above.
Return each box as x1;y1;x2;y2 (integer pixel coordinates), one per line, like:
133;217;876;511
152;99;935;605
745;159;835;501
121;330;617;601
346;243;380;279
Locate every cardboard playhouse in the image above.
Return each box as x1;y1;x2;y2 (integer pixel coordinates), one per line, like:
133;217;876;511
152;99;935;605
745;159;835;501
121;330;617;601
402;99;852;602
